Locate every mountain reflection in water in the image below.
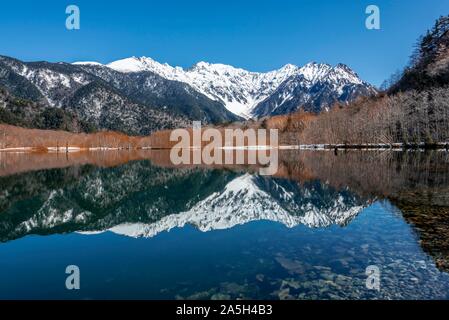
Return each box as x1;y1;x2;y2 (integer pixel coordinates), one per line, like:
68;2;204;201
0;150;449;299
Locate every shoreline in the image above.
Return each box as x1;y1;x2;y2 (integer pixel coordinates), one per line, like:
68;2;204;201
1;142;449;153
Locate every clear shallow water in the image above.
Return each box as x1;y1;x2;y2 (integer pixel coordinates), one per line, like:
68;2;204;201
0;150;449;299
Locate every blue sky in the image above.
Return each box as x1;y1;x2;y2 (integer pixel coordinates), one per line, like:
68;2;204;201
1;0;448;86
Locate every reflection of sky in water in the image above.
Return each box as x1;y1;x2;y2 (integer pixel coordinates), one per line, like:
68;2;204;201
1;201;448;300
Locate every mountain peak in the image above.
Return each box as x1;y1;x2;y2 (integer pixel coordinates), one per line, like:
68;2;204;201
334;63;358;76
106;56;164;73
335;62;351;70
278;63;299;73
299;62;332;81
193;61;210;68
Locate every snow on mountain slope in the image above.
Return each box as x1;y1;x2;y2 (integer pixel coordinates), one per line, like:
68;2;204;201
72;61;104;67
251;62;378;116
103;56;298;118
74;56;375;119
1;57;92;107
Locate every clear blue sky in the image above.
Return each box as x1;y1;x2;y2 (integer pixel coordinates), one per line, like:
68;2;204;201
1;0;448;86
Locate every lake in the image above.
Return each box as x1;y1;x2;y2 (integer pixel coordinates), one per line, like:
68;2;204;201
1;150;449;299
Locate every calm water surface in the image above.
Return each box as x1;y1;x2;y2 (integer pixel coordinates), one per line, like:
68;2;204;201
0;150;449;299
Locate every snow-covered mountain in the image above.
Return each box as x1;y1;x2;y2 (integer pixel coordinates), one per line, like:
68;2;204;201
78;56;377;118
0;55;235;134
102;57;300;118
252;63;378;116
0;54;376;133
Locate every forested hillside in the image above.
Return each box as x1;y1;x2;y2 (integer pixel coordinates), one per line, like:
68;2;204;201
0;87;96;133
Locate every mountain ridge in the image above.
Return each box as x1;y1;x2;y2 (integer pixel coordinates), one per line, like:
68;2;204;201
75;56;377;118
